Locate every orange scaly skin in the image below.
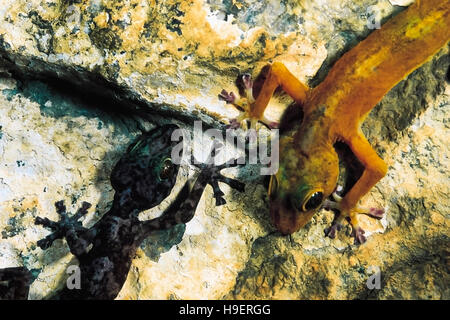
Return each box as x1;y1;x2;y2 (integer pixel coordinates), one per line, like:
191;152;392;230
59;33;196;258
225;0;450;243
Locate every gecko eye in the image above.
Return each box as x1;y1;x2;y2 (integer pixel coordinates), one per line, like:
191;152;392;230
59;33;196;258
302;191;323;211
159;158;174;180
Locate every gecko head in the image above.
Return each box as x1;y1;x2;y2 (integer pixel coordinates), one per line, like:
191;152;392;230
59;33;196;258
110;124;183;212
268;144;339;235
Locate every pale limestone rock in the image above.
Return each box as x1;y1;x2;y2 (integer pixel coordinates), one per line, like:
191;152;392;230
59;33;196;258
0;79;141;298
0;241;21;268
389;0;415;6
0;78;268;300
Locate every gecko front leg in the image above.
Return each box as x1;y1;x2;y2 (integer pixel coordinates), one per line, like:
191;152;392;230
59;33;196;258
193;149;245;206
325;132;387;244
220;74;261;130
220;63;308;130
138;141;245;237
324;191;384;242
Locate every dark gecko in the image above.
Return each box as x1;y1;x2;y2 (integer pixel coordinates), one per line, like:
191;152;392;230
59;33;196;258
0;124;244;300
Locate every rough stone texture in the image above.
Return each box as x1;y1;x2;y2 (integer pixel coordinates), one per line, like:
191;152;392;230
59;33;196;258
0;76;266;300
0;0;449;300
0;77;144;298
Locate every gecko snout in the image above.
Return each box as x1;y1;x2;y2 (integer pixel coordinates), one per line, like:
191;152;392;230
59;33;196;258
270;202;316;235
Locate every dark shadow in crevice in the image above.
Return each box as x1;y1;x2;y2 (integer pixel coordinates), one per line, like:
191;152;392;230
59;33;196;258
0;47;222;130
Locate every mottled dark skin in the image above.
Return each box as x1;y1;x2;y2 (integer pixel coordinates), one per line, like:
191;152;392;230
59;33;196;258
0;267;32;300
1;124;244;300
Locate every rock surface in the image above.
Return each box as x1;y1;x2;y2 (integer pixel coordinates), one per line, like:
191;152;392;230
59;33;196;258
0;0;449;299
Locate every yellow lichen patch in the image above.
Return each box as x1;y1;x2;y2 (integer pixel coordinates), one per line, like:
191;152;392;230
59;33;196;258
430;211;446;226
2;1;26;21
273;34;327;82
3;0;57;23
119;1;149;50
348;256;359;267
230;0;244;10
238;27;266;50
412;124;435;145
1;0;328;121
1;197;40;221
397;182;422;197
93;11;110;28
178;1;242;58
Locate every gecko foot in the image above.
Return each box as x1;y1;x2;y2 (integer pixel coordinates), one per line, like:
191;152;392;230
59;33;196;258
323;191;385;219
219;89;237;104
226;117;246;130
323;205;344;239
242;73;253;90
322;190;380;245
324;220;342;239
193;141;245;206
220;74;277;131
35;200;91;250
0;267;32;300
365;207;385;219
207;159;245;205
351;227;367;245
